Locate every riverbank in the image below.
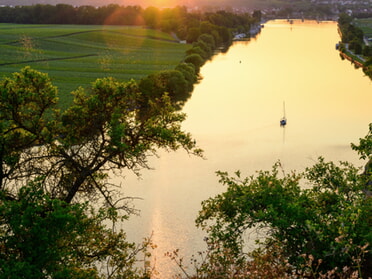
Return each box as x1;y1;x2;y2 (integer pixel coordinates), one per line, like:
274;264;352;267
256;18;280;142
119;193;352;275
338;42;366;68
337;15;372;80
339;52;364;68
338;44;372;79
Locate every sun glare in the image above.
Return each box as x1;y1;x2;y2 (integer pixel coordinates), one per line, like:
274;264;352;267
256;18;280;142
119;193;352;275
121;0;177;8
146;0;174;7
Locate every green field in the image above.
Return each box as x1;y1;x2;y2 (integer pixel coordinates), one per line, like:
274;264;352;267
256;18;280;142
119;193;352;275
355;18;372;37
0;24;190;108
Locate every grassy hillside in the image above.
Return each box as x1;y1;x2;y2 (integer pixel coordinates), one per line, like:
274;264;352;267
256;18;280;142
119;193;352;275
0;24;190;109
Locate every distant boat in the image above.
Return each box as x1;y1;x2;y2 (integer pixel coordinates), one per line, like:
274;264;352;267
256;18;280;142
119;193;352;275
280;102;287;126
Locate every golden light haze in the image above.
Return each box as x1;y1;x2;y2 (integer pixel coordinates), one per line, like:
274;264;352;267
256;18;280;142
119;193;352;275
107;0;244;8
103;0;188;8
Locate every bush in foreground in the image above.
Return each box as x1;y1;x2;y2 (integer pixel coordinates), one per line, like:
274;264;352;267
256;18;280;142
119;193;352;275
168;124;371;279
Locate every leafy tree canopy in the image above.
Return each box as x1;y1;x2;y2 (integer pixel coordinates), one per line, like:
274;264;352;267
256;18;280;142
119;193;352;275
0;66;202;278
0;67;202;205
0;178;153;279
196;124;372;278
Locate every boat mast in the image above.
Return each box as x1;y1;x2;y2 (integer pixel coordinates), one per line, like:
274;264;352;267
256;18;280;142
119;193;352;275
280;101;287;126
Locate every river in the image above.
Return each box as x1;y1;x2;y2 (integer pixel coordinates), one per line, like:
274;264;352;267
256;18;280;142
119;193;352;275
116;20;372;278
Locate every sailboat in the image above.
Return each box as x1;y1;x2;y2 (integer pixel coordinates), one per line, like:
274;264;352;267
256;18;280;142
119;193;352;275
280;102;287;126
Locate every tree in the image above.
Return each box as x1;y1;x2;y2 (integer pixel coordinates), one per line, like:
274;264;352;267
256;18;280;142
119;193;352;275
217;26;232;44
200;21;215;34
175;62;197;93
198;34;216;50
194;40;213;58
54;4;77;24
0;67;58;190
252;10;262;22
196;124;372;278
0;67;201;205
349;39;363;55
76;5;98;24
184;54;204;73
186;46;208;60
143;6;160;29
363;45;372;57
0;67;202;278
139;70;190;109
352;123;372;189
186;27;202;43
338;13;353;27
0;179;153;279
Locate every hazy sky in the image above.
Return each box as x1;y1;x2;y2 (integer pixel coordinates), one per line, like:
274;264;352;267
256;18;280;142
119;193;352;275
0;0;259;8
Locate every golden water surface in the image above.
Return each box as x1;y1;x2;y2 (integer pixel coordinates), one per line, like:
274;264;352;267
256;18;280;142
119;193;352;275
119;20;372;278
